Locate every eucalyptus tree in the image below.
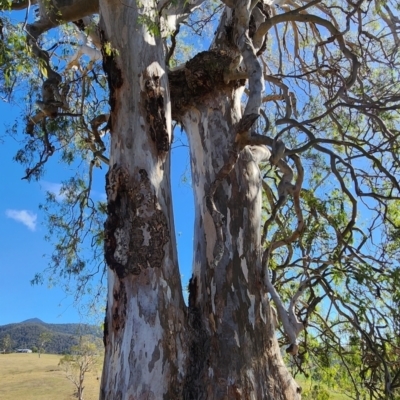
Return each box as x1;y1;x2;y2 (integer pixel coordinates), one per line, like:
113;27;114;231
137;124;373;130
59;336;103;400
1;0;400;398
0;334;12;353
38;331;52;358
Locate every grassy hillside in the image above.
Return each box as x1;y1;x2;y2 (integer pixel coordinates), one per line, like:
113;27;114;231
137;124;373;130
0;353;101;400
0;319;102;354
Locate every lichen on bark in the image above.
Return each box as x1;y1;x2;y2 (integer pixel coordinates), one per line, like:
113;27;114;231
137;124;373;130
104;166;169;279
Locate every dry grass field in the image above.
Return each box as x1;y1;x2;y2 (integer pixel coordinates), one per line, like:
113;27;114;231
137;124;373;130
0;353;354;399
0;353;101;400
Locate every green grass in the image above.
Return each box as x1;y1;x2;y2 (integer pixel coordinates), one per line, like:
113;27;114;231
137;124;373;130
296;375;353;400
0;353;101;400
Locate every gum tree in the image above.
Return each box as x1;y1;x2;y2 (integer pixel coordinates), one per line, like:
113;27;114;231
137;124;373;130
0;334;12;353
59;336;103;400
1;0;400;398
38;331;52;358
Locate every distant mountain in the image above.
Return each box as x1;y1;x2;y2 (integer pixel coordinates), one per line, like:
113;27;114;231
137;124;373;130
21;318;45;324
0;319;102;354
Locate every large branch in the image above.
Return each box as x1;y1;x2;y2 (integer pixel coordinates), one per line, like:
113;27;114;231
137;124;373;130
233;0;263;117
26;0;99;133
27;0;98;41
159;0;206;33
263;246;305;355
254;10;360;101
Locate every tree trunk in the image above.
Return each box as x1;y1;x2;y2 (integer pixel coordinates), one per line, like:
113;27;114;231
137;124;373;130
79;371;85;400
78;385;84;400
99;0;187;398
180;87;301;399
99;0;300;397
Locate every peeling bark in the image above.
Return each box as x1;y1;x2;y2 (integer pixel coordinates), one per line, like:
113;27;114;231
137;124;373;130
181;87;301;399
97;0;300;396
99;0;186;397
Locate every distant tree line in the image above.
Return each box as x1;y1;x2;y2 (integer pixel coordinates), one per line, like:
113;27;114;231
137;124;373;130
0;321;101;354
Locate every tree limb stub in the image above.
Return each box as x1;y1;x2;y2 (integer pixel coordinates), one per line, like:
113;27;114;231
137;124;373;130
169;50;245;120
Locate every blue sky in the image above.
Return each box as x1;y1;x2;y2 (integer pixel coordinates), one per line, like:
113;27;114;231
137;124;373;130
0;103;194;326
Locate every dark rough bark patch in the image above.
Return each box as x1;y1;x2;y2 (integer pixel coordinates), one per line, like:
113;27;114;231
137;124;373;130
224;9;236;49
169;50;244;120
183;275;210;399
104;166;129;279
103;301;108;347
188;275;198;308
111;281;127;333
100;29;123;130
255;2;271;56
131;170;170;271
249;15;256;38
141;74;169;152
104;166;169;279
73;19;85;31
185;51;232;91
183;313;210;399
256;1;272;20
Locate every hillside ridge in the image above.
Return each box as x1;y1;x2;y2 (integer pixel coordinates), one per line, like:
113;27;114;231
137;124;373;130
0;318;102;354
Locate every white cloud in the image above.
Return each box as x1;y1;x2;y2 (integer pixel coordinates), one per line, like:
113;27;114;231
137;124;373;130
41;181;65;201
6;209;37;231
